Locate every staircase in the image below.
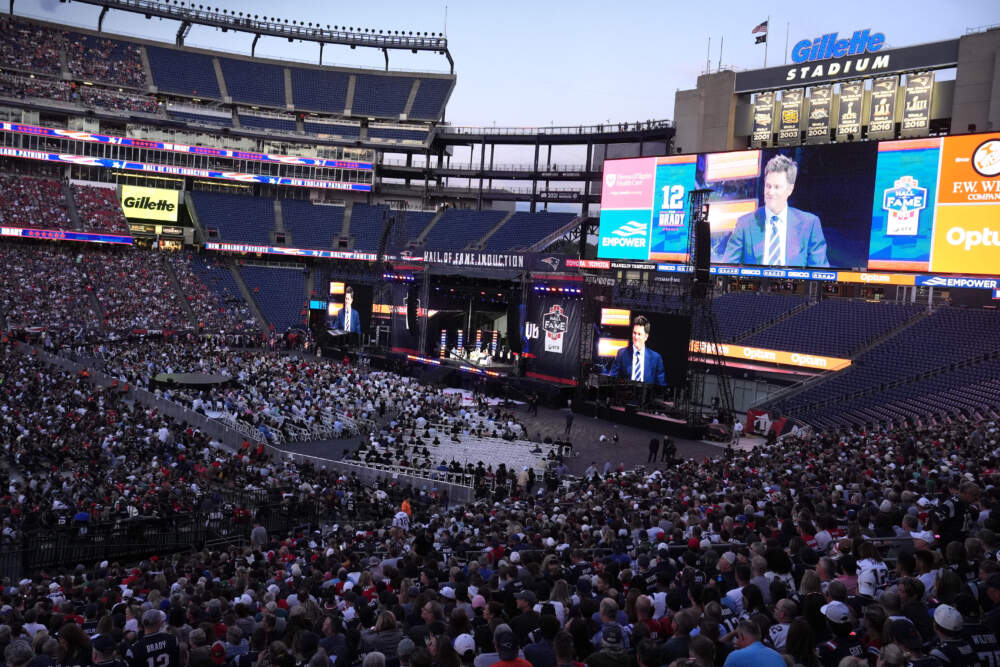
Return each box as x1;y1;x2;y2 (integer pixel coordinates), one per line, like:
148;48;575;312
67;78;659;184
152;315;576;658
63;183;83;231
469;211;515;250
228;263;270;335
162;256;198;329
732;299;812;343
413;208;447;246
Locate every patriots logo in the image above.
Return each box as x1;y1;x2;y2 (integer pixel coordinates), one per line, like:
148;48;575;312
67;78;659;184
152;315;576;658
540;256;560;271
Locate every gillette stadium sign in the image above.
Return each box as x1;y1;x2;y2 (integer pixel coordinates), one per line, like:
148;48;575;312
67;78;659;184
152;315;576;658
734;30;959;93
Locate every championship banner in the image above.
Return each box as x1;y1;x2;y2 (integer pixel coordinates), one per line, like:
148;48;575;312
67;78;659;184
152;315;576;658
120;186;179;222
836;80;864;140
868;76;899;140
522;291;581;385
777;88;804;145
751;91;775;146
901;72;934;137
805;85;832;144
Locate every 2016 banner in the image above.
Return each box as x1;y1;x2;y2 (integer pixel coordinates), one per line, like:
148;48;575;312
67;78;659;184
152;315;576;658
836;80;864;140
522;291;582;385
751;91;775;146
901;72;934;137
868;76;899;140
806;85;832;144
777;88;804;145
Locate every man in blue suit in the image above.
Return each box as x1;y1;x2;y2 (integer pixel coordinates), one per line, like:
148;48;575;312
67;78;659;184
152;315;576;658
609;315;666;386
333;285;361;333
721;154;830;268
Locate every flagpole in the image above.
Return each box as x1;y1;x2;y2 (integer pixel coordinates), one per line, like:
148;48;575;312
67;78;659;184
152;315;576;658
785;22;790;64
718;35;723;71
764;15;769;67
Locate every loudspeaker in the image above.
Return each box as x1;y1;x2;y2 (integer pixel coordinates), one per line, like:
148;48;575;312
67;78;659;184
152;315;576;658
406;285;419;332
694;218;711;283
506;299;521;354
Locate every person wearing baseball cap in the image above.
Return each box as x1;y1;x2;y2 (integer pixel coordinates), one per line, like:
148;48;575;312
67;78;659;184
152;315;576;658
453;634;476;667
817;601;862;667
928;605;975;665
509;591;539;648
484;624;529;667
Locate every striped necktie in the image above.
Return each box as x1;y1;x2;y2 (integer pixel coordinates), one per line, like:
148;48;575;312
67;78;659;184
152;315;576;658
632;349;641;381
766;215;782;266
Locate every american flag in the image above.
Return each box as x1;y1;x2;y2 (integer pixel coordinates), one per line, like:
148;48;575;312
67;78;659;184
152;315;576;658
752;20;768;34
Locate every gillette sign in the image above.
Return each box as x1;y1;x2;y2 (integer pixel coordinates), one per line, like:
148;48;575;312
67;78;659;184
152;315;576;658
792;29;885;63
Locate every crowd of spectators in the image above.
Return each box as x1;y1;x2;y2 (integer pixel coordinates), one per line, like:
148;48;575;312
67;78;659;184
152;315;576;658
71;184;130;235
82;249;193;331
168;254;258;334
64;33;147;88
0;380;998;667
0;173;72;231
0;15;61;74
5;231;1000;667
0;72;160;113
0;245;101;333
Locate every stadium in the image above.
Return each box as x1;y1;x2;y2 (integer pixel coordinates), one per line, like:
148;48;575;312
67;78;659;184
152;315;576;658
1;1;1000;666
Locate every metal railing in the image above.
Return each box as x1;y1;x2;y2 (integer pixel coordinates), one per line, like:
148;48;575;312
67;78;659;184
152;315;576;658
439;120;673;136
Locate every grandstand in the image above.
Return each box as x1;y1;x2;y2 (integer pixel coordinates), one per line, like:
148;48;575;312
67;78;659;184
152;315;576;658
2;7;1000;656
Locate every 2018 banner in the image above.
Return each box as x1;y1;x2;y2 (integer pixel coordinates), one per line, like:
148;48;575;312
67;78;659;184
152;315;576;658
901;71;934;137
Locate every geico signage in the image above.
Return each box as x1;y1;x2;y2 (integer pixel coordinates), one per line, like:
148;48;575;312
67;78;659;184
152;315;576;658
120;185;180;221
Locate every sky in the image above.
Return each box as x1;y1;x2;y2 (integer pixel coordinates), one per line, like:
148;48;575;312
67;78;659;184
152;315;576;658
20;0;1000;128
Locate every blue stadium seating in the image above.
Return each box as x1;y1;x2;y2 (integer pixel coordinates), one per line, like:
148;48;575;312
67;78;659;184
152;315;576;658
367;127;428;142
303;122;361;138
187;253;250;311
422;209;507;252
146;46;221;98
403;211;436;243
167;110;232;127
349;204;389;252
694;291;808;341
191;192;275;245
742;299;923;357
771;306;1000;428
351;74;412;117
238;114;297;133
483;212;575;251
218;57;286;107
280;200;345;250
290;68;349;113
239;265;307;332
408;78;452;120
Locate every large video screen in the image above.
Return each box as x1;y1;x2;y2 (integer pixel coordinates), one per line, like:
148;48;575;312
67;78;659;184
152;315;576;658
596;308;691;386
598;133;1000;276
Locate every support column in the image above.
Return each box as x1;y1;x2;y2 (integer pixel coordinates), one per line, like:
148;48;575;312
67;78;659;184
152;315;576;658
582;141;593;218
478;137;486;211
531;142;540;213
